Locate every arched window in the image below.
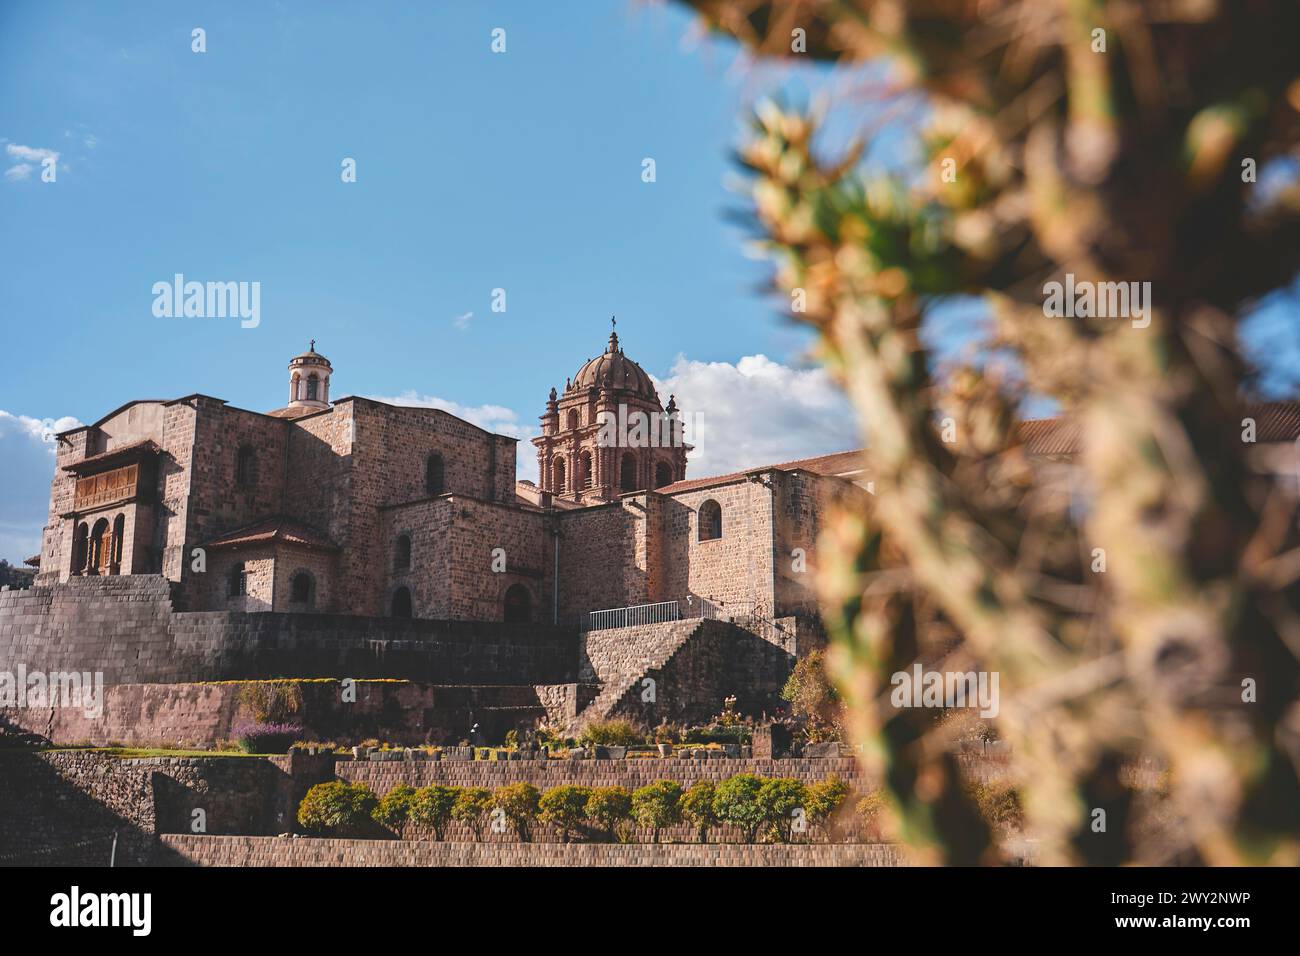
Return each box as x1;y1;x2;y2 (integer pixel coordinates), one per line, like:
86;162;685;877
236;445;256;487
503;584;531;623
72;522;89;574
306;374;319;401
654;462;673;489
566;409;580;431
620;453;639;493
89;518;110;573
290;570;314;607
394;534;411;572
579;451;592;490
391;586;412;619
425;453;445;495
553;457;566;493
110;513;125;570
228;562;247;597
698;499;722;541
290;373;300;404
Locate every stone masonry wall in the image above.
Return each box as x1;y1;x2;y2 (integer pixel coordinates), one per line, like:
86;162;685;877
2;680;556;748
0;575;577;686
556;501;648;621
159;834;908;866
659;479;777;616
0;750;333;865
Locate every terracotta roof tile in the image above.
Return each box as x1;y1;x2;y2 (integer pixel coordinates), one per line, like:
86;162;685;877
205;516;339;551
62;439;162;473
656;401;1300;494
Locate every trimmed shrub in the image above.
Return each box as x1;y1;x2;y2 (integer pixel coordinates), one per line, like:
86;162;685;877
585;786;633;843
713;774;766;843
372;784;418;832
577;719;642;748
632;780;683;843
233;720;303;754
451;787;494;841
493;783;541;842
805;775;851;842
682;723;751;746
297;781;378;836
538;785;593;843
681;780;719;844
757;777;808;842
411;786;459;840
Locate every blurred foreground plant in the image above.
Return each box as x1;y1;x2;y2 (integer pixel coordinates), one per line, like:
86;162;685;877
678;0;1300;864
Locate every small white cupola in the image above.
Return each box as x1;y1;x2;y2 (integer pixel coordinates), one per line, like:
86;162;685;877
287;340;333;410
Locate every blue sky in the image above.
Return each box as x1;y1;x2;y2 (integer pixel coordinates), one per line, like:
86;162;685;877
1;1;1296;565
0;0;868;564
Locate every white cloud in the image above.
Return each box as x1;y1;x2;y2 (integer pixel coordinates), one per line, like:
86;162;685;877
452;311;473;331
6;144;58;163
651;354;860;478
4;143;60;182
370;354;860;490
0;410;82;564
367;390;540;483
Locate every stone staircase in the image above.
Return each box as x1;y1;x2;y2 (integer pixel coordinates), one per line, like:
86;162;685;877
569;619;710;733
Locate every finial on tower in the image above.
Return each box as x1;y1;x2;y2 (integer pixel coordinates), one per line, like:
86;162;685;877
607;315;619;354
310;338;316;352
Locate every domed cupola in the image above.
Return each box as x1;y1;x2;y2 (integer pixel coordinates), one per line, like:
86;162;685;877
287;340;333;410
567;323;660;404
533;319;688;503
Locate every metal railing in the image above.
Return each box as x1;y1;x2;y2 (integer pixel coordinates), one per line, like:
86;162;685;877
585;597;724;631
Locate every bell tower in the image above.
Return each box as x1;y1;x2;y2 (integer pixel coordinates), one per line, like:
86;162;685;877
287;340;333;411
533;320;688;502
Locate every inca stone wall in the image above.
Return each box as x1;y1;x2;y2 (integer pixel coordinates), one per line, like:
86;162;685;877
1;679;567;749
0;575;578;686
159;834;909;867
0;750;334;866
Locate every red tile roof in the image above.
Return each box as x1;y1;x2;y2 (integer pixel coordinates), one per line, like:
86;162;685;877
62;439;162;473
657;401;1300;494
205;517;339;551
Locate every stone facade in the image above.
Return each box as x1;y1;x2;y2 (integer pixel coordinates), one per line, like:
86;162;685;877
33;334;867;628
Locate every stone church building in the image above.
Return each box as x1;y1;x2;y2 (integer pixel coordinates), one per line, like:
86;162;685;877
34;331;868;628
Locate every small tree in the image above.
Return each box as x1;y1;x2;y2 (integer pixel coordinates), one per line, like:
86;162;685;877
756;777;808;843
681;780;719;844
297;781;377;836
494;783;540;842
585;786;633;843
713;774;766;843
805;776;851;843
780;650;842;742
451;787;494;841
372;784;417;833
855;792;887;843
632;780;683;844
411;785;459;840
538;785;592;843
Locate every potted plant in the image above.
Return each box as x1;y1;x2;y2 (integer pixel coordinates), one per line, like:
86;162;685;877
653;721;680;757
